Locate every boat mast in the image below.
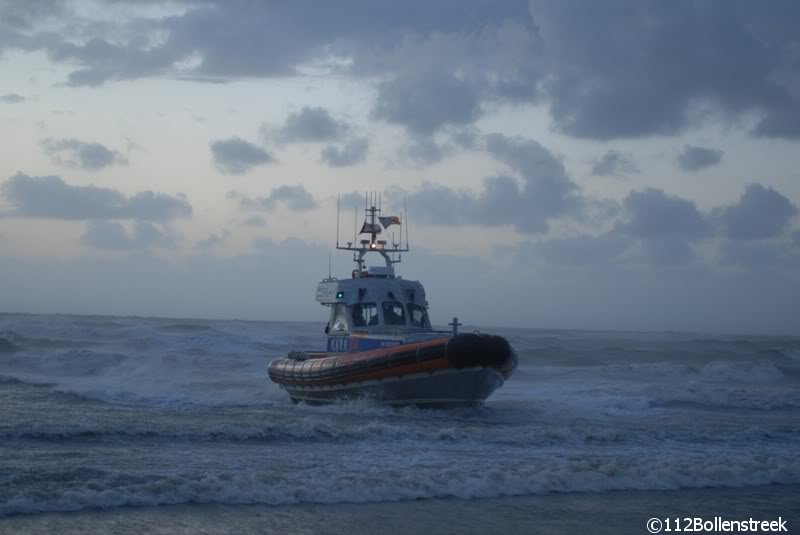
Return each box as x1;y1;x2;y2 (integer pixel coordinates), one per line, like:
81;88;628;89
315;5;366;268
336;192;409;277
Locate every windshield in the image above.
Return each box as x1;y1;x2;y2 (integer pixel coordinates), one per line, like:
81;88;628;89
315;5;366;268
407;304;431;329
382;302;406;326
351;303;379;327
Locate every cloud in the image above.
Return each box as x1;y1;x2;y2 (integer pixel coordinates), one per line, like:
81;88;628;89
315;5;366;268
320;138;369;167
505;183;799;269
276;106;350;143
319;138;369;167
241;215;266;227
715;183;797;240
24;2;533;84
677;145;723;172
210;137;273;175
618;188;708;240
590;150;639;176
195;229;231;250
516;233;633;266
81;221;176;250
530;1;800;139
7;2;800;142
615;188;709;265
638;238;697;266
400;137;452;166
395;133;580;233
41;138;128;171
1;173;192;221
372;70;482;136
0;93;25;103
233;185;317;212
719;240;800;269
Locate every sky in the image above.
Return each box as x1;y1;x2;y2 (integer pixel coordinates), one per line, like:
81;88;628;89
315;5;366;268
1;0;799;335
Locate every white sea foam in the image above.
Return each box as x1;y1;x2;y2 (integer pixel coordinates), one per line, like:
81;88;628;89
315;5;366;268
2;450;798;516
2;314;800;519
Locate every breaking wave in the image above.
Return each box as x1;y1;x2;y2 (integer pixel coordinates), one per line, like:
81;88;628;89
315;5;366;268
2;451;798;516
2;314;800;518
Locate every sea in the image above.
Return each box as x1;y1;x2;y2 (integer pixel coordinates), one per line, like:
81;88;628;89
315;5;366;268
0;313;798;534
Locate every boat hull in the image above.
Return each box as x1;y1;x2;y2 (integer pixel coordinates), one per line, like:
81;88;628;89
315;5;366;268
280;367;505;407
267;333;517;406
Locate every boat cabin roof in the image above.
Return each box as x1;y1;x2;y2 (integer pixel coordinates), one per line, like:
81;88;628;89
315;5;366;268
316;272;427;308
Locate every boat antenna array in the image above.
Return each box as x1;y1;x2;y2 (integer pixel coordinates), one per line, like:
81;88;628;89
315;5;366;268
336;192;409;276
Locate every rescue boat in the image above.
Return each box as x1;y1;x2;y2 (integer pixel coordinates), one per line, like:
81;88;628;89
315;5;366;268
267;194;517;406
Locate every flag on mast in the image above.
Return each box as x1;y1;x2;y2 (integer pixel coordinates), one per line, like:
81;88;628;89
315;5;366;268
359;221;382;234
378;216;401;229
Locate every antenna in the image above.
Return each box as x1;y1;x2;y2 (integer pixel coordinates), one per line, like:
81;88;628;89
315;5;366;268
328;251;332;279
399;210;403;251
404;196;409;249
336;195;340;247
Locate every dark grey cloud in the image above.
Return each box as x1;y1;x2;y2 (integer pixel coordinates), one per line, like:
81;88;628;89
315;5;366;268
41;138;128;171
0;0;67;52
12;2;538;144
619;189;709;240
7;1;800;141
715;184;797;240
82;221;175;250
401;137;451;166
233;185;317;212
1;173;192;221
394;133;580;233
320;138;368;167
0;93;25;103
504;183;799;269
210;137;273;175
590;150;639;176
531;0;800;139
0;0;68;30
396;128;479;167
277;106;350;143
615;188;709;265
677;145;723;172
372;71;481;136
25;1;531;85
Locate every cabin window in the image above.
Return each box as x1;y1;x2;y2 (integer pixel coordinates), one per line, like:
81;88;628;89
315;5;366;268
382;302;406;326
331;304;349;332
408;304;431;328
351;303;379;327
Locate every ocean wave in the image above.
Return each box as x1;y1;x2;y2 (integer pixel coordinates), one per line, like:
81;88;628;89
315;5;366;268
0;338;21;353
2;451;798;517
4;417;798;447
157;323;216;333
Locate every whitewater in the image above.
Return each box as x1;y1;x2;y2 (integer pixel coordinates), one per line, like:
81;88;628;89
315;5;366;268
1;313;799;532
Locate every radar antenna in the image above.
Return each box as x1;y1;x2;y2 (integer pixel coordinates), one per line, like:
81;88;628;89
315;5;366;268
336;192;409;278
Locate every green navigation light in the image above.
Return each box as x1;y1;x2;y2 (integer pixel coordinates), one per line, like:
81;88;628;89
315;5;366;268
336;291;344;299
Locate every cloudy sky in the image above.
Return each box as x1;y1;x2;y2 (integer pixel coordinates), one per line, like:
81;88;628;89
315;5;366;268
1;0;799;334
